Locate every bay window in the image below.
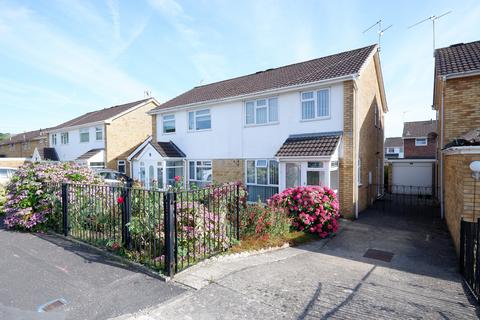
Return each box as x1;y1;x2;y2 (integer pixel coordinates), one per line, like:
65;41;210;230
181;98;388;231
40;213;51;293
245;97;278;125
188;160;212;187
301;88;330;120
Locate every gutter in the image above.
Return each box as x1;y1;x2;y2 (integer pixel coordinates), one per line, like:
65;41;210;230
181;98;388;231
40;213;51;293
443;69;480;80
148;74;358;115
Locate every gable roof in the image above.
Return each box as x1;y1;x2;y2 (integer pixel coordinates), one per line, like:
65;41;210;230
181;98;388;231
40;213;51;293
275;132;341;157
385;137;403;148
402;120;437;138
129;138;186;160
435;40;480;77
50;98;154;131
152;45;378;111
0;129;49;146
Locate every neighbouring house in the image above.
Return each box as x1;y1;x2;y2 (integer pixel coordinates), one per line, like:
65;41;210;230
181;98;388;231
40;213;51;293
129;44;388;219
384;137;404;159
403;120;437;159
47;98;159;176
433;40;480;252
0;129;58;161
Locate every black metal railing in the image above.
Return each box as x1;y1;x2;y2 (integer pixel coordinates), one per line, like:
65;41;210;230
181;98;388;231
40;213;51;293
367;184;440;216
460;218;480;302
46;182;242;277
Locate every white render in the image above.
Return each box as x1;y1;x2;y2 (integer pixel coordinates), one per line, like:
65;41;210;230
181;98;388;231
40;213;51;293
155;82;344;160
48;125;105;162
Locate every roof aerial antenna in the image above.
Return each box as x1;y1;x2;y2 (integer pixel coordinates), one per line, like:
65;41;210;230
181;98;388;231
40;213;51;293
408;11;452;56
144;90;151;98
199;79;204;85
363;19;392;52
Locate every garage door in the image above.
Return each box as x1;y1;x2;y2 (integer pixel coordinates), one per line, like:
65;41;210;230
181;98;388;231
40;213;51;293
392;162;433;193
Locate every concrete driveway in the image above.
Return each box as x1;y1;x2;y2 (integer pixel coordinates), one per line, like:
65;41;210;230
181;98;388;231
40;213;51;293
0;219;185;320
119;208;480;319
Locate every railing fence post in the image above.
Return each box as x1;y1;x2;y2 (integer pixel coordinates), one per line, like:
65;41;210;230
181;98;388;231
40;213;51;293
164;192;175;277
236;184;240;241
62;183;68;236
122;181;132;249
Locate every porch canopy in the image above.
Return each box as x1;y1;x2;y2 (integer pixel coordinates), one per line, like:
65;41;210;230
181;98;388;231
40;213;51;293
76;148;105;168
128;137;186;189
275;132;342;191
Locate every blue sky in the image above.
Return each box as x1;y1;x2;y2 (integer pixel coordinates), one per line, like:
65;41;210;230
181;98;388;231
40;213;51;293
0;0;479;137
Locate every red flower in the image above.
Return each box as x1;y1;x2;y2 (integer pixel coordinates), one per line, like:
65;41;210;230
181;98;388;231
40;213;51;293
111;242;121;250
174;175;181;182
117;196;124;204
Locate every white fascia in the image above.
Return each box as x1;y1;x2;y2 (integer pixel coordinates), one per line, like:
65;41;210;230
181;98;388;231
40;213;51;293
149;74;358;115
127;136;153;161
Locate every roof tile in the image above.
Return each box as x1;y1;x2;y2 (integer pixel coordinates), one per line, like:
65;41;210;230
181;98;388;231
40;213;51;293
435;41;480;76
276;133;341;157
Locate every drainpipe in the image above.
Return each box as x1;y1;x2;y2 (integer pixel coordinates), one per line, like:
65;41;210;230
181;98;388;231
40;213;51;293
353;78;360;219
440;75;446;219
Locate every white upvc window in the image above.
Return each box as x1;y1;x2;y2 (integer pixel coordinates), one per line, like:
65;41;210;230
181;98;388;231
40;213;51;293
188;109;211;131
79;128;89;143
387;148;395;153
89;162;105;169
301;88;330;120
60;132;69;145
162;114;176;133
245;97;278;125
166;160;184;185
117;160;126;174
95;127;103;141
51;134;57;146
246;159;279;186
188;160;212;187
415;138;427;146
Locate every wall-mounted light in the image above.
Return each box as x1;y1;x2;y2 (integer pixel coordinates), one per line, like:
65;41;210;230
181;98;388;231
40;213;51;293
470;161;480;180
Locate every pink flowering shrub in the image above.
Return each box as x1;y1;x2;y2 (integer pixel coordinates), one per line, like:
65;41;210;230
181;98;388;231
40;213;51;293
268;186;340;238
3;162;101;231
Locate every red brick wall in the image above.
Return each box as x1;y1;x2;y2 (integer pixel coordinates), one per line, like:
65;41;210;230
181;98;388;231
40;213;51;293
403;137;436;159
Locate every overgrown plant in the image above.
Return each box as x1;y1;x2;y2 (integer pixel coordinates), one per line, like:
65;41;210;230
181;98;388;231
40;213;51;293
3;162;101;230
241;201;291;238
269;186;340;238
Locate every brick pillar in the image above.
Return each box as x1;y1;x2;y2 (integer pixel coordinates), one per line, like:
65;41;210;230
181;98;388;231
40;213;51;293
339;81;356;218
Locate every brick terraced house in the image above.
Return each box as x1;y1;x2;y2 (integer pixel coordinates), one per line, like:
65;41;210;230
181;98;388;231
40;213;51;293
0;129;57;161
47;98;159;176
129;44;388;219
433;40;480;252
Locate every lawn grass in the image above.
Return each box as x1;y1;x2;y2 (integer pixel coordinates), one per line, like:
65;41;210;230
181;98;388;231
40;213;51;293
229;231;319;254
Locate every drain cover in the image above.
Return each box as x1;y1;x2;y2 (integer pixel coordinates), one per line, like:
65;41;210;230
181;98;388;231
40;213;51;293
38;298;67;312
363;249;394;262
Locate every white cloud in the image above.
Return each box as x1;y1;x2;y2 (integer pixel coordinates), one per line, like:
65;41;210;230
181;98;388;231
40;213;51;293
0;3;150;103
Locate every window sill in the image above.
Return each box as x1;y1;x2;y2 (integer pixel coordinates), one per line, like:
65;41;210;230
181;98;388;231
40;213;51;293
244;121;279;128
300;116;331;123
187;128;212;133
162;132;176;136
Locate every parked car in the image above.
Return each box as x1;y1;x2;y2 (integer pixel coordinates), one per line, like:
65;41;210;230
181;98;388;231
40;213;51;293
95;169;132;186
0;167;17;186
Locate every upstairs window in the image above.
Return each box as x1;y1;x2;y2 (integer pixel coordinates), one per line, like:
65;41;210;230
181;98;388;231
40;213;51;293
301;88;330;120
51;134;57;146
79;128;89;143
60;132;69;145
415;138;427;146
188;109;211;131
95;127;103;141
162;114;175;133
245;97;278;125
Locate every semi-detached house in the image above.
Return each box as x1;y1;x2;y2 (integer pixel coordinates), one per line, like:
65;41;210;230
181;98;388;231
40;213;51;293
47;98;158;176
129;44;387;218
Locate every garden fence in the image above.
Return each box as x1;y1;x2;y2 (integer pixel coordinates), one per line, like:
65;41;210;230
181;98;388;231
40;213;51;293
460;218;480;302
46;182;242;277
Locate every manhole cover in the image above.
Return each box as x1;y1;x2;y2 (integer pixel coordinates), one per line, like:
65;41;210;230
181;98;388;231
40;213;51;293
363;249;394;262
38;298;67;312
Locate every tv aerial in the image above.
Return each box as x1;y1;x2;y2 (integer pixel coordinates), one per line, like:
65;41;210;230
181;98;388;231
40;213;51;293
363;19;393;51
408;11;452;55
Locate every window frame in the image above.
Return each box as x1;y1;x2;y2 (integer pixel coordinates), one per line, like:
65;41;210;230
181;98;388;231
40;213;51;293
95;127;103;141
162;114;176;134
51;134;57;146
117;160;126;174
79;128;90;143
300;88;331;121
188;160;212;185
245;159;279;186
188;109;211;131
244;97;279;126
415;138;428;146
60;132;69;145
387;147;396;153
